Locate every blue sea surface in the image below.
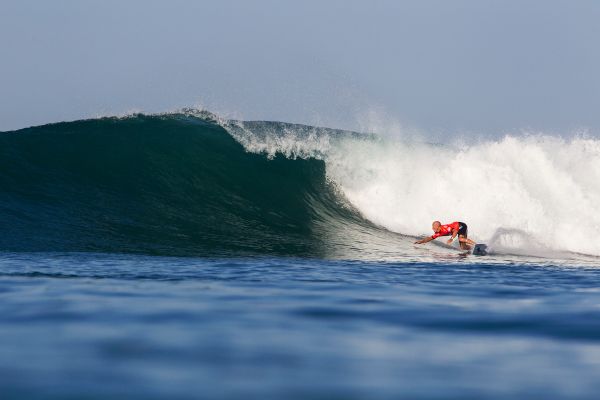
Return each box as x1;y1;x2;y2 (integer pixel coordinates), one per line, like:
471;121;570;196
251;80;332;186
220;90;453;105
1;252;600;400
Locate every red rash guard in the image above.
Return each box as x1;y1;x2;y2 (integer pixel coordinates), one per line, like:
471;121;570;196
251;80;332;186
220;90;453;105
431;222;460;239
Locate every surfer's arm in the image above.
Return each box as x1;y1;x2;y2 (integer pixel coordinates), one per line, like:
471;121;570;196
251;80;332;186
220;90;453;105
447;228;459;244
415;236;435;244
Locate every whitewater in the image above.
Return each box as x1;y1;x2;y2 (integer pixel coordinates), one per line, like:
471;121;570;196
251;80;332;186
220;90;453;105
224;116;600;257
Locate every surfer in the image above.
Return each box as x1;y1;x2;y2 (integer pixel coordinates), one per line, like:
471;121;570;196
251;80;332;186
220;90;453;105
414;221;477;250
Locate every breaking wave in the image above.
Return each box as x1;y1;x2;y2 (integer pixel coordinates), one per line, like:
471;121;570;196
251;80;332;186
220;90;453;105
1;110;599;258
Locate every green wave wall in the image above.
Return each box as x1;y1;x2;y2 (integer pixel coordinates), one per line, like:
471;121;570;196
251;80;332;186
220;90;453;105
0;114;391;257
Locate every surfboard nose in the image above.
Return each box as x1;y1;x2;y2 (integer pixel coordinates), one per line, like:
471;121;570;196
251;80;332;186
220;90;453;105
473;244;488;256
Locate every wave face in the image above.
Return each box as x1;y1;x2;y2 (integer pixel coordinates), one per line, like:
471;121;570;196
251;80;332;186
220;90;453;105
0;113;397;258
1;111;599;258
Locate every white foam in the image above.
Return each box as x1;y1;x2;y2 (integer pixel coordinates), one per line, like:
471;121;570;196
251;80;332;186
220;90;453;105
327;134;600;256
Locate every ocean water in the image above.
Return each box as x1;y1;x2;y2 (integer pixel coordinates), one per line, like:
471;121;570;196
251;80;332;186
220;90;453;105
1;111;600;399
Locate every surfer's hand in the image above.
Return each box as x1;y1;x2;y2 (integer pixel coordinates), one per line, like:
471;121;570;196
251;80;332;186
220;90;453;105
447;238;453;245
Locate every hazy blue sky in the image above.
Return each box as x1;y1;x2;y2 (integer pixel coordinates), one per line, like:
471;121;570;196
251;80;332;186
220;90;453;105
1;0;599;135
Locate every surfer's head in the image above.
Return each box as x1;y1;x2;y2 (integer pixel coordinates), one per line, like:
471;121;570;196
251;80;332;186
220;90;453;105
432;221;441;232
